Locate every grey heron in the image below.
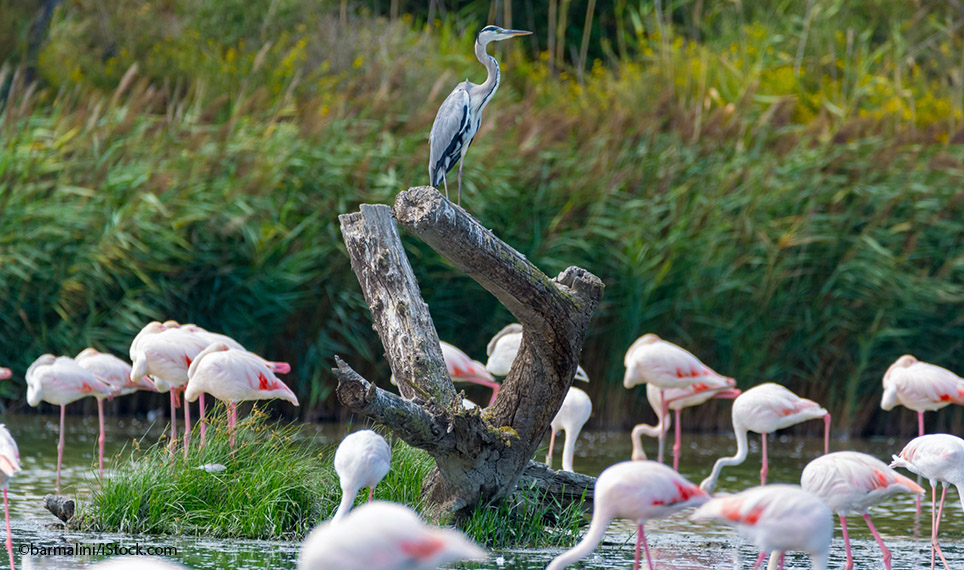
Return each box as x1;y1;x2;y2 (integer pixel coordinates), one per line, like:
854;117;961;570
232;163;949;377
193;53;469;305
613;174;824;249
428;25;532;206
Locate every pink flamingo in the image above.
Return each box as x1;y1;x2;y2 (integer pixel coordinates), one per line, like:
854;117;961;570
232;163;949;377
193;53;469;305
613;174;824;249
75;347;157;477
881;355;964;437
802;451;923;570
332;430;392;522
184;343;298;448
546;386;592;473
546;460;708;570
25;355;113;490
690;484;832;570
298;500;486;570
167;321;291;445
623;334;735;468
130;322;210;455
630;380;741;469
0;425;20;570
891;433;964;570
699;383;830;493
0;368;10;380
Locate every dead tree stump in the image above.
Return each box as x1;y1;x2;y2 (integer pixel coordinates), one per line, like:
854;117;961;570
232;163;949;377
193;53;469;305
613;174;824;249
333;187;603;520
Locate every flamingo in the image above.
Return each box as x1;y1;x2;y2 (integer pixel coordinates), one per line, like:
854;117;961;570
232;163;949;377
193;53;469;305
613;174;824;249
700;383;830;493
881;355;964;437
161;320;291;446
0;368;10;380
801;451;924;570
75;348;157;477
25;355;113;490
546;387;592;473
391;341;502;406
546;460;708;570
485;323;590;391
130;321;210;454
630;380;741;469
0;425;21;570
890;433;964;570
690;484;832;570
298;500;486;570
623;334;734;467
184;343;299;448
332;430;392;522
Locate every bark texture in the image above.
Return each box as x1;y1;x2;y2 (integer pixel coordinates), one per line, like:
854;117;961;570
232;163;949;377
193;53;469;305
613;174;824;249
335;187;603;520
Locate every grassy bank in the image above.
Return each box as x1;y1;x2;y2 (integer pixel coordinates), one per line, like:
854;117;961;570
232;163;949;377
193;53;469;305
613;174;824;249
86;410;585;545
2;3;964;435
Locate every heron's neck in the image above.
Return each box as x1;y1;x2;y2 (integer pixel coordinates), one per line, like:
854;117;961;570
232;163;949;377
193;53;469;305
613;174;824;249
472;38;501;113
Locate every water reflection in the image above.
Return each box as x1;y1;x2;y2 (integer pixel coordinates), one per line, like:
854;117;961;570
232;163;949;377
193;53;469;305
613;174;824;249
1;413;961;569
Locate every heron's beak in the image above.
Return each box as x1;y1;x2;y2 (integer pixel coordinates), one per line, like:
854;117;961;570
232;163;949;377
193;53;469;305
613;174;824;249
501;29;532;38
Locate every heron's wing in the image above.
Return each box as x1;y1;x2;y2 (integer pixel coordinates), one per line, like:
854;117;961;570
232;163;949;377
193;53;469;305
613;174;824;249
428;82;471;186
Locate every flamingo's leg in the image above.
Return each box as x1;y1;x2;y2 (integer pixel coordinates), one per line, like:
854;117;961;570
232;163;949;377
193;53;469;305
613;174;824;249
97;399;105;478
760;432;769;485
751;551;767;570
546;429;557;470
658;390;669;464
4;488;13;570
199;392;206;448
183;389;191;459
228;402;237;448
822;413;830;454
840;515;853;570
169;391;177;448
639;525;654;570
673;408;682;471
863;513;891;570
368;487;374;502
56;405;66;492
933;484;950;570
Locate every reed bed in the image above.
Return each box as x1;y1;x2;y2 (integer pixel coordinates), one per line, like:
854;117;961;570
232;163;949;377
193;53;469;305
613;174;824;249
2;3;964;435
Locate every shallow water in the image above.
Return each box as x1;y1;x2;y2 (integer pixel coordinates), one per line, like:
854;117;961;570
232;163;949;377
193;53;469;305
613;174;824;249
2;412;961;569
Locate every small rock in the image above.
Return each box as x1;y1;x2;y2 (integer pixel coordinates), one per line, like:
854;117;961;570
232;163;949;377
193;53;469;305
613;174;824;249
43;494;75;523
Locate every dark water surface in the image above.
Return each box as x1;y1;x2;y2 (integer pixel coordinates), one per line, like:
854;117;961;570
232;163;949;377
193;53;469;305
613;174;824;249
2;412;960;569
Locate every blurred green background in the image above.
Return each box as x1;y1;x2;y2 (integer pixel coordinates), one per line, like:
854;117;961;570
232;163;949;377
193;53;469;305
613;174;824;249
2;0;964;436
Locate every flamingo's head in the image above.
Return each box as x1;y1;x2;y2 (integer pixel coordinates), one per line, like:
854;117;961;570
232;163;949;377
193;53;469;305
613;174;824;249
0;368;11;381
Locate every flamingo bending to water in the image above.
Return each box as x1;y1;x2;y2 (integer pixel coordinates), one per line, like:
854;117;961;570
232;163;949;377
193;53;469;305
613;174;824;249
891;433;964;570
546;386;592;473
802;451;923;570
332;430;392;522
700;383;830;493
25;355;113;490
546;460;707;570
630;380;740;469
184;343;298;448
623;334;734;467
691;484;832;570
298;500;486;570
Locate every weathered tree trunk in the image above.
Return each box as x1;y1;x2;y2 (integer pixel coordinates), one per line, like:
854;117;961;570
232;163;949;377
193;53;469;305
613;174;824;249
334;187;603;520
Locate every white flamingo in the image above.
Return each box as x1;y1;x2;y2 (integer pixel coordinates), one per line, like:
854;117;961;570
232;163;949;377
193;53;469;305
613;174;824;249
891;433;964;570
700;383;830;493
623;334;734;467
331;429;392;522
26;355;113;490
881;355;964;437
546;387;592;473
0;425;20;570
184;343;298;448
690;484;833;570
546;460;707;570
802;451;923;570
298;501;486;569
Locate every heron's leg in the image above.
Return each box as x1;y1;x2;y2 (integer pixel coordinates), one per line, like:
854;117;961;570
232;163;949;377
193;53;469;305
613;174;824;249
840;515;853;570
760;433;768;485
457;159;465;206
442;174;449;201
